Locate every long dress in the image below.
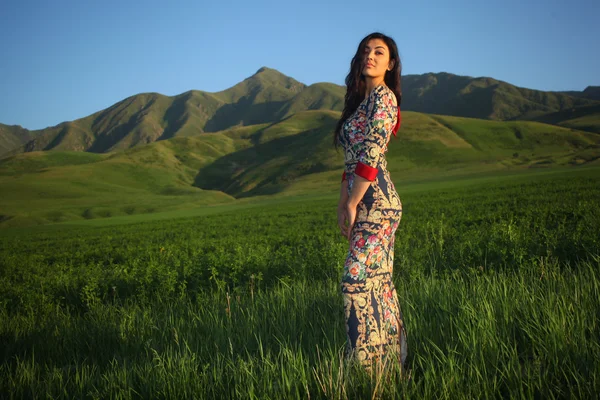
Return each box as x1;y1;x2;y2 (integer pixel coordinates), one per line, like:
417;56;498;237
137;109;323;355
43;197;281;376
339;83;407;370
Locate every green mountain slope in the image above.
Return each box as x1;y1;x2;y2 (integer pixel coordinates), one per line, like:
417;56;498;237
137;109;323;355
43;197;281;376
560;86;600;101
0;136;244;228
3;69;599;159
195;111;600;197
1;67;307;157
2;109;598;228
402;73;599;120
202;66;306;131
194;110;343;197
0;123;42;155
529;104;600;134
278;83;345;117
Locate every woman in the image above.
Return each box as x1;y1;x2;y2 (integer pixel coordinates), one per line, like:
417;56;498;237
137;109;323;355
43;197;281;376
334;32;407;372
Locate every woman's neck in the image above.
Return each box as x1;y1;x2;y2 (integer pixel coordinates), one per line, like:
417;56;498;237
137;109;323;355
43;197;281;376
364;77;386;99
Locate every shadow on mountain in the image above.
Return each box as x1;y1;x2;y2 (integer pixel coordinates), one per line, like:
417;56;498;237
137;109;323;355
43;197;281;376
203;99;288;132
529;104;600;134
157;92;191;140
404;75;497;118
88;97;159;153
42;125;70;151
403;73;475;113
193;126;337;198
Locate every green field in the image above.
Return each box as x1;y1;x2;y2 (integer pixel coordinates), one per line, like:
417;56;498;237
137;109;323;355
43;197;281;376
1;166;599;398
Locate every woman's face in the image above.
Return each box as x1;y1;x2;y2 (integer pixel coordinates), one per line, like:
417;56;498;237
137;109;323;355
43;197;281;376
361;38;393;79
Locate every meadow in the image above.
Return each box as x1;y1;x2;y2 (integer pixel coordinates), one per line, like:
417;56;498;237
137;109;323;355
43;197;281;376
1;166;599;399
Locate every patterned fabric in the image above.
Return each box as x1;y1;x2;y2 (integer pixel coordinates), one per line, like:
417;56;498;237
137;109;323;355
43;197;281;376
339;84;407;370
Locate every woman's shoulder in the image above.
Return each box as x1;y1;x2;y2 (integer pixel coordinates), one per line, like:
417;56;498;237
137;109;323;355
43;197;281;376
370;84;398;108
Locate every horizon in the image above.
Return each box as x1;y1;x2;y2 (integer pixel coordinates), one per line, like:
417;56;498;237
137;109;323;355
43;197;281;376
1;0;598;131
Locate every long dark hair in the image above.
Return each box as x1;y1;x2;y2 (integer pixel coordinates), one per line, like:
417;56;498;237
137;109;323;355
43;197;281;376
333;32;402;147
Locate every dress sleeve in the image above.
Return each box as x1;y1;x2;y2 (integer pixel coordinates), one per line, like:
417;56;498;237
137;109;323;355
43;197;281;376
355;87;394;181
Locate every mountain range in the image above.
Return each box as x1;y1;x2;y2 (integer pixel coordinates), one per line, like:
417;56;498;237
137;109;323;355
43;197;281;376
1;67;599;158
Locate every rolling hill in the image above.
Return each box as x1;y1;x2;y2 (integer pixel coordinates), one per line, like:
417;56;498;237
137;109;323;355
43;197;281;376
529;104;600;134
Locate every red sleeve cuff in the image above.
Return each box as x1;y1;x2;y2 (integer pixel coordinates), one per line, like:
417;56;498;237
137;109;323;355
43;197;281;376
341;171;346;182
355;162;378;181
392;107;401;137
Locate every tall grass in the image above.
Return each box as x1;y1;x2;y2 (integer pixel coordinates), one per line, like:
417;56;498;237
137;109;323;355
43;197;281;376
0;167;599;398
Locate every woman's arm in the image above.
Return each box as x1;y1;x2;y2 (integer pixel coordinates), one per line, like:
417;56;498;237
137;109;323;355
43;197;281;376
338;177;349;209
337;177;350;238
343;87;394;239
343;176;370;240
347;175;370;209
338;175;370;239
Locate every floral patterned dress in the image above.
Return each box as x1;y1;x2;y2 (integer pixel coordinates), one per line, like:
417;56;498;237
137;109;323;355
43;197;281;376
339;83;407;370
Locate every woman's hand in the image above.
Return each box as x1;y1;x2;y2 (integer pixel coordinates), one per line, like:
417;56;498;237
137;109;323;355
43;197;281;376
345;201;358;241
338;173;366;241
337;204;349;239
338;178;350;239
338;200;358;241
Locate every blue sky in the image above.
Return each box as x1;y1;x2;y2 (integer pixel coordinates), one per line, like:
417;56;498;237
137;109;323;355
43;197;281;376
1;0;598;130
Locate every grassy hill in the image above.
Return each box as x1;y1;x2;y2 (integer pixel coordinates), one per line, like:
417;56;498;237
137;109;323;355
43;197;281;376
1;109;599;228
3;69;599;159
529;104;600;134
196;111;600;198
